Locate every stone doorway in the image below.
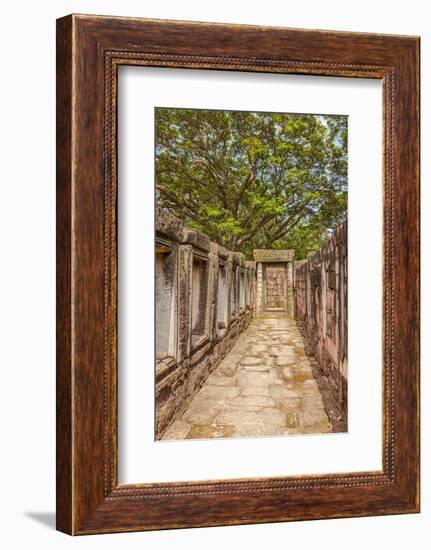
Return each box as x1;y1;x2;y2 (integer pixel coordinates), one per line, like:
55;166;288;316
264;263;287;310
254;249;295;318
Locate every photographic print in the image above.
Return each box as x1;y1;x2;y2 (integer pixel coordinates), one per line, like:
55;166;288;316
155;107;348;441
56;16;420;533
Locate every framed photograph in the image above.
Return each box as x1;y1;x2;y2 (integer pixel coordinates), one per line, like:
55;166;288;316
56;14;420;534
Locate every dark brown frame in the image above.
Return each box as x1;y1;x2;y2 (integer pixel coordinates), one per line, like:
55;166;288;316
56;14;420;535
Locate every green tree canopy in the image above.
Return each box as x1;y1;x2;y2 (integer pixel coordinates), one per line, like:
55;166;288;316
155;108;347;259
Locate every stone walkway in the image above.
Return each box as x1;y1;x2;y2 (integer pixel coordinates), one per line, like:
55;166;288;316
162;316;335;440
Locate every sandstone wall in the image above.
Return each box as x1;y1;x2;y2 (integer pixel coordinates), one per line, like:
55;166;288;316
155;208;256;438
294;221;348;415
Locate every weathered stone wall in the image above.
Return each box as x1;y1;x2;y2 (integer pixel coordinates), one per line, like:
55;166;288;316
155;208;256;438
294;222;348;415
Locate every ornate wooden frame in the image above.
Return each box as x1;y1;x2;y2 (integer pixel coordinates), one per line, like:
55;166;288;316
56;14;420;534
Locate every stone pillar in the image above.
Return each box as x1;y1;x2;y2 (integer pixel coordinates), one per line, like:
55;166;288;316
208;242;219;342
226;254;233;323
256;262;263;317
237;253;244;313
177;244;193;362
286;260;294;318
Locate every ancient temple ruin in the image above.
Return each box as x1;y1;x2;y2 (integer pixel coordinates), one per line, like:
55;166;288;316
155;208;347;438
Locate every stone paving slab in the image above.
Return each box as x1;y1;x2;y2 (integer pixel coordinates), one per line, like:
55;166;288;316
162;316;340;441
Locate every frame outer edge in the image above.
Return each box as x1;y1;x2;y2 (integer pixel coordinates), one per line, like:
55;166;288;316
56;14;74;535
392;39;420;510
57;14;421;534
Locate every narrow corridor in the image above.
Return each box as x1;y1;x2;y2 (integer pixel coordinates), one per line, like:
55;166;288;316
162;315;335;440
